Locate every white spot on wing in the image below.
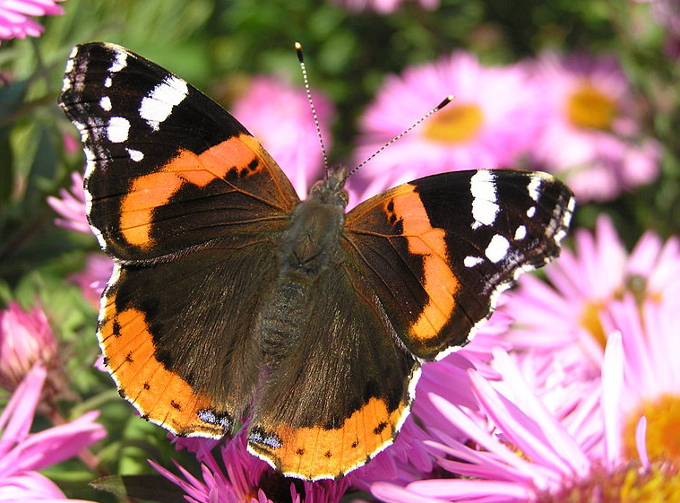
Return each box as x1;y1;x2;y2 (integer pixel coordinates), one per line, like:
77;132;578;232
67;45;79;63
514;225;527;241
84;186;92;216
65;48;76;73
100;96;112;111
107;117;130;143
108;50;128;73
485;234;510;263
83;147;96;178
527;206;536;218
527;175;542;202
91;224;108;251
139;76;188;131
62;47;78;89
127;148;144;162
470;170;499;229
464;256;484;268
568;197;576;213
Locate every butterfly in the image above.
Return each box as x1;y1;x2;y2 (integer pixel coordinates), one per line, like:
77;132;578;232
58;42;575;480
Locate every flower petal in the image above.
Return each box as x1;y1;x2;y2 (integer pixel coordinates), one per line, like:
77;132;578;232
12;411;105;472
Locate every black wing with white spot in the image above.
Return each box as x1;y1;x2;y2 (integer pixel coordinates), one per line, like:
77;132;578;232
343;169;575;360
58;42;299;261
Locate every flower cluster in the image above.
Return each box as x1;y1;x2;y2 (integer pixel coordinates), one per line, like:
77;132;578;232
0;302;58;393
356;51;660;203
0;362;105;502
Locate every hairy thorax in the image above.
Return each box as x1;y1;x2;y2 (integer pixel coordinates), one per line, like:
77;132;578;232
259;171;349;366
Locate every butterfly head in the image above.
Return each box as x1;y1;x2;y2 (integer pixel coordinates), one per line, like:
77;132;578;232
308;166;349;208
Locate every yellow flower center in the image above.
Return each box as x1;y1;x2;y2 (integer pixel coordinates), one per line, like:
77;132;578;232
624;394;680;462
566;81;617;131
536;461;680;503
579;274;662;351
423;103;484;144
579;301;608;348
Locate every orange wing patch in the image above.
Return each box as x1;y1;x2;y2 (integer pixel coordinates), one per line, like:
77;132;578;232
248;397;408;480
98;289;224;438
387;185;460;342
119;133;277;249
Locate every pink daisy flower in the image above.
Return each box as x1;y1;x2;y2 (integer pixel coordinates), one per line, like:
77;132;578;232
47;171;91;234
503;214;680;369
355;51;544;198
67;253;112;308
602;296;680;463
369;339;680;502
0;302;61;397
153;432;349;503
0;0;64;43
0;363;106;502
231;75;333;198
327;0;439;14
529;52;661;202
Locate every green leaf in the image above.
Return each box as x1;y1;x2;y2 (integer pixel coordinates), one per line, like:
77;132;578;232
89;474;187;503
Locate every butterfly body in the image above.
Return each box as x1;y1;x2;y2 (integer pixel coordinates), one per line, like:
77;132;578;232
260;170;348;367
58;42;575;480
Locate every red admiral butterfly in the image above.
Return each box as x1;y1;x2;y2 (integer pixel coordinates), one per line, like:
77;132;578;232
58;42;575;480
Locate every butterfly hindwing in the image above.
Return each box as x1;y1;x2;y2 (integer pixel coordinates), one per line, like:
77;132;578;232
344;169;575;359
99;236;281;437
247;260;419;480
59;42;299;261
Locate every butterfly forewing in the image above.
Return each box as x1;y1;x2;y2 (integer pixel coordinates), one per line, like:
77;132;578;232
59;42;299;261
344;169;575;360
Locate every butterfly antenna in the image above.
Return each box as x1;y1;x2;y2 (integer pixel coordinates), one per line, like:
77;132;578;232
343;95;454;181
296;42;331;178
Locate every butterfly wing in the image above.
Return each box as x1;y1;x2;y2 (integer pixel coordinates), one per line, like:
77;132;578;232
100;238;283;437
246;261;419;480
343;169;575;360
59;42;299;261
59;43;300;436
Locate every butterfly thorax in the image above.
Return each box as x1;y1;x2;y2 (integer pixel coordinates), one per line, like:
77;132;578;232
259;168;348;366
278;167;349;277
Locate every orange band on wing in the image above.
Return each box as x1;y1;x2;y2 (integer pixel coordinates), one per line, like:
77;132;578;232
249;396;407;480
119;134;267;249
99;295;222;437
389;185;460;341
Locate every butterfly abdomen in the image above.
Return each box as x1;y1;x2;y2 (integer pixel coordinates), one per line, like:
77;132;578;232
260;190;346;366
